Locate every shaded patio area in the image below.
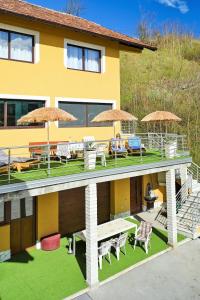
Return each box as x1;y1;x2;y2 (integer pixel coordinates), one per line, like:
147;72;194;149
0;219;186;300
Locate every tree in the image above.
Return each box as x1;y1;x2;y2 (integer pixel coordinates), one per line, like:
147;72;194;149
65;0;85;16
137;10;157;43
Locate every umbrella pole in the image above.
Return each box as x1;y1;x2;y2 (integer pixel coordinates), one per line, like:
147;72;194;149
47;121;51;176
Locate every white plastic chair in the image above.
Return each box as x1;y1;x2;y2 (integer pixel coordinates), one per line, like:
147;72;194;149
96;143;107;167
111;232;128;261
83;136;107;166
83;136;95;146
134;221;152;254
98;240;112;269
56;143;71;162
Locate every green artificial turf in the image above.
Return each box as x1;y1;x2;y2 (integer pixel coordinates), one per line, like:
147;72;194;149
0;238;87;300
98;218;186;281
0;219;186;300
0;151;188;186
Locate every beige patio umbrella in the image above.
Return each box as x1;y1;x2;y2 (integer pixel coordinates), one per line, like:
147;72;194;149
141;111;181;132
18;107;77;174
91;109;138;137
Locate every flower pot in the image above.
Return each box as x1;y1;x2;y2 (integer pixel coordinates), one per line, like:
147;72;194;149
84;149;96;170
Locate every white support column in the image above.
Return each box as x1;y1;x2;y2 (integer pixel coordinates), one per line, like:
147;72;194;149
180;165;188;186
166;169;177;247
85;183;99;288
180;165;189;198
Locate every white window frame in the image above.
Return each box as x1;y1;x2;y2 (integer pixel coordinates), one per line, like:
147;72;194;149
0;94;50;128
64;39;106;73
0;94;50;107
0;23;40;63
55;97;116;127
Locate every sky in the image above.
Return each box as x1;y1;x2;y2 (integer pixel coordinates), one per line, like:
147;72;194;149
25;0;200;38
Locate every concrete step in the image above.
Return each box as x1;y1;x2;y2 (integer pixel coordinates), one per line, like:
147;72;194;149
178;206;200;214
177;216;198;226
177;217;199;226
177;227;194;239
178;201;200;209
183;198;200;205
191;188;200;195
177;216;200;224
177;210;200;218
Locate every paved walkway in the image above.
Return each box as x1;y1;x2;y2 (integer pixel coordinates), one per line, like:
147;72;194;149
75;239;200;300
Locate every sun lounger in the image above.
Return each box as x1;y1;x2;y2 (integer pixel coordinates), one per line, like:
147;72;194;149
110;138;127;158
0;162;9;174
0;149;40;172
127;136;146;155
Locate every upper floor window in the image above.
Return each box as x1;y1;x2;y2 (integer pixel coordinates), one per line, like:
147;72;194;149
0;99;45;129
67;44;101;73
59;101;112;127
0;29;34;63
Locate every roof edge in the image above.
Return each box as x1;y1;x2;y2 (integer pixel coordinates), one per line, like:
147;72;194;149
0;5;157;51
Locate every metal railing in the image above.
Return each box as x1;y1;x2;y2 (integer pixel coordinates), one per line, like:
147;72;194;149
0;134;189;186
188;162;200;183
191;191;200;231
121;132;188;152
176;176;192;213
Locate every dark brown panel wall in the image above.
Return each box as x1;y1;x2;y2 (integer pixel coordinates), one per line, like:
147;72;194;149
130;177;143;214
59;182;110;235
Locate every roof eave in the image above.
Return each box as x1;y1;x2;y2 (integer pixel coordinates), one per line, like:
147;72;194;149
119;41;157;51
0;8;157;51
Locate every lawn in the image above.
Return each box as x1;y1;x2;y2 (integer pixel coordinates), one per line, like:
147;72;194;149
0;219;186;300
0;238;87;300
0;151;188;186
98;218;185;281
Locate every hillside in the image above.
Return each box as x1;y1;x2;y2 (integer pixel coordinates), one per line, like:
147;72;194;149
120;36;200;164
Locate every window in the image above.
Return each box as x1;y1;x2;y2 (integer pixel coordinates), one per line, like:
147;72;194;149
0;29;34;63
0;202;11;225
11;198;34;220
0;99;45;128
0;198;34;226
59;102;112;127
67;44;101;72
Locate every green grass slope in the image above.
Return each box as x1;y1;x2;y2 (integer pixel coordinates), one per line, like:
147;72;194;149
121;36;200;164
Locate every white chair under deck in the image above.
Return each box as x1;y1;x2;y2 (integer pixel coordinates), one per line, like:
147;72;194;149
134;221;152;254
111;232;128;261
98;240;112;270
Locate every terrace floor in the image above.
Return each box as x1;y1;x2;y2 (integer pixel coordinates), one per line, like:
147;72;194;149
0;150;189;186
0;218;186;300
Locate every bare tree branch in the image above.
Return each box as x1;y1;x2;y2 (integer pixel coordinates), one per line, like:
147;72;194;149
65;0;85;16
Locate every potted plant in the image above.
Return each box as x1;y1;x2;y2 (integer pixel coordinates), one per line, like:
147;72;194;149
84;141;97;170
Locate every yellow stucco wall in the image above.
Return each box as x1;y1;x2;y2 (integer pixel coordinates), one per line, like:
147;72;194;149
0;224;10;251
142;173;166;206
111;179;130;215
37;192;59;240
0;14;127;148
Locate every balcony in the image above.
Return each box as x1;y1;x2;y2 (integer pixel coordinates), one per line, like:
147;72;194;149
0;133;190;189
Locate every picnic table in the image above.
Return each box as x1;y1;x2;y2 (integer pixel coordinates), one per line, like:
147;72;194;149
73;218;137;255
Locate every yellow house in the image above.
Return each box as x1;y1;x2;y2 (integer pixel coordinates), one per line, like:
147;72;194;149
0;0;192;290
